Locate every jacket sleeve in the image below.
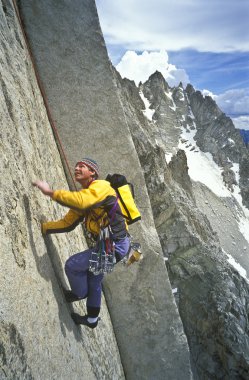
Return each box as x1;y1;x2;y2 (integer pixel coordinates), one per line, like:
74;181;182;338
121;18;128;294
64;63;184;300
51;181;114;211
42;209;84;235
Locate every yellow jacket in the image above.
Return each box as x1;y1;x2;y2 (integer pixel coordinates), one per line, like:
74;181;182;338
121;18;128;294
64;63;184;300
42;180;127;239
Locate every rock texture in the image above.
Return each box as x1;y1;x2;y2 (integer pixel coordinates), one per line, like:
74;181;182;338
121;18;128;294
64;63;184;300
0;1;124;379
1;0;192;379
114;70;249;379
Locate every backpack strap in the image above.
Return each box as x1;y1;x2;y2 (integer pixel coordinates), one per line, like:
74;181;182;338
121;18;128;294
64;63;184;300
86;195;119;227
108;195;119;224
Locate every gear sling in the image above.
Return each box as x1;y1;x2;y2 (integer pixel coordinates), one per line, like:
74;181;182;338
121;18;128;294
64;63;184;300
89;174;141;274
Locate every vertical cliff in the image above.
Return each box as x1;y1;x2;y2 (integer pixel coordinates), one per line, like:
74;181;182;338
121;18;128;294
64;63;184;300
1;0;192;379
0;1;124;378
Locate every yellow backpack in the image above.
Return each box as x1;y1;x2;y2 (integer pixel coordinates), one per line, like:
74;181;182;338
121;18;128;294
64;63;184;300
106;174;141;225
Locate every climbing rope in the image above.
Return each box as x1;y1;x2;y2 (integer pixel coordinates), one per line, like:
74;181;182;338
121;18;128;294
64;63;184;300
12;0;77;190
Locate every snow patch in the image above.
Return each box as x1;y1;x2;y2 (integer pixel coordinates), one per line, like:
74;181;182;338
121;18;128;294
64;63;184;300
225;252;249;282
239;217;249;245
165;152;173;164
179;127;231;197
165;91;176;111
139;91;155;121
165;91;172;100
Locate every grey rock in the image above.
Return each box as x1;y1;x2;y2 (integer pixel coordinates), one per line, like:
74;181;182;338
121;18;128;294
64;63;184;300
0;1;124;379
16;0;193;379
141;72;182;153
0;321;33;379
168;149;193;195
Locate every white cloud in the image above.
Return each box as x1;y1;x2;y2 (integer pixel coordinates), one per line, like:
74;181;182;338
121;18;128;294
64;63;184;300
96;0;249;53
116;50;189;86
232;116;249;130
202;89;214;97
202;88;249;120
214;89;249;115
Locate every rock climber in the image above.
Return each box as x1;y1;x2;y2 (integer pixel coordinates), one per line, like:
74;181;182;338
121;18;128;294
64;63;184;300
32;158;130;329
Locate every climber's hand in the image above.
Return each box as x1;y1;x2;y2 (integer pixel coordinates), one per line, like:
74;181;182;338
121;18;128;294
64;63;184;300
32;180;54;197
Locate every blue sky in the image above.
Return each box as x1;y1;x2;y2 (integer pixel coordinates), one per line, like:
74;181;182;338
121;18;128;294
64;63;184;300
95;0;249;129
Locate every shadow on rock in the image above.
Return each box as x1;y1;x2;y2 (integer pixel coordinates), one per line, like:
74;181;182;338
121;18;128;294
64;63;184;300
23;195;82;341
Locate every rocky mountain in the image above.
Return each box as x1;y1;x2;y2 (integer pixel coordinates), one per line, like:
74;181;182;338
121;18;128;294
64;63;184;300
1;0;249;379
138;71;249;206
185;84;249;206
114;69;249;378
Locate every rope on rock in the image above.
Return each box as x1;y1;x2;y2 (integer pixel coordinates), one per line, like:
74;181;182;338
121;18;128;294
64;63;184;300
12;0;77;190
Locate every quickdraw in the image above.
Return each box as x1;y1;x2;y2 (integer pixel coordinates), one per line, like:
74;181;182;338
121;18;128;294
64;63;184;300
89;226;116;275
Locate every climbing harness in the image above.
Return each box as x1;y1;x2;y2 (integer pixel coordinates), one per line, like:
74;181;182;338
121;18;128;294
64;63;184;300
88;194;142;274
89;226;116;275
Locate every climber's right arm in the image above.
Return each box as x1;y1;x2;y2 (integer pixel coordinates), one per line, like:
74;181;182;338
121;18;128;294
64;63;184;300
41;209;84;235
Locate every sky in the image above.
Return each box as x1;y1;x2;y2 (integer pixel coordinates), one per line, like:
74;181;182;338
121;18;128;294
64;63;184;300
95;0;249;129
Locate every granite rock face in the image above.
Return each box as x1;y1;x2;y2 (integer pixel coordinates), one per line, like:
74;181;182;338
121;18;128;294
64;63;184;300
0;1;124;379
1;1;192;379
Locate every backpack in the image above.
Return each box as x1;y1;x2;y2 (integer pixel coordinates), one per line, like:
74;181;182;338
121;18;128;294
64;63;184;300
105;174;141;225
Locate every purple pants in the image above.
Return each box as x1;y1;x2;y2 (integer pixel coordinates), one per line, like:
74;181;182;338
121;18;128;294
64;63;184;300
65;236;130;316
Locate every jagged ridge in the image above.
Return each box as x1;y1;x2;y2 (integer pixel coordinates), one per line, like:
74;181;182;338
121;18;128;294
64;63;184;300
114;68;249;379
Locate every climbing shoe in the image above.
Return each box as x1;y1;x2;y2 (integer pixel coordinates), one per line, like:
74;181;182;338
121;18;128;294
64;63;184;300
62;288;83;303
71;313;99;329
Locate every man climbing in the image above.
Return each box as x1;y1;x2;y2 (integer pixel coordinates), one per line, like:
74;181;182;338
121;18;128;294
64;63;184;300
32;158;130;329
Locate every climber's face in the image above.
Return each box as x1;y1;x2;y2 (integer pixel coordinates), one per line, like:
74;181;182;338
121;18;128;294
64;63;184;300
74;162;95;186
